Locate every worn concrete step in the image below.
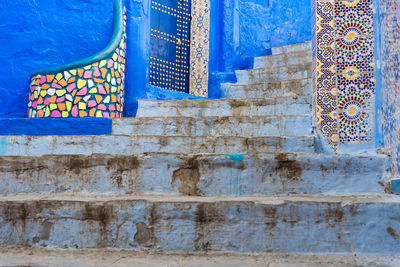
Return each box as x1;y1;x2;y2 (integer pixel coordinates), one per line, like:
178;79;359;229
271;42;312;55
136;97;312;118
254;50;312;69
235;63;312;84
2;248;399;267
221;79;312;99
112;115;313;137
0;194;398;254
0;135;315;156
0;153;388;196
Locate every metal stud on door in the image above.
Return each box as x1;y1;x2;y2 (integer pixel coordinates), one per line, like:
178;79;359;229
150;0;191;93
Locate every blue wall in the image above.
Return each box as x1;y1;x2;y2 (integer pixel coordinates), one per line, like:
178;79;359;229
0;0;311;118
209;0;312;98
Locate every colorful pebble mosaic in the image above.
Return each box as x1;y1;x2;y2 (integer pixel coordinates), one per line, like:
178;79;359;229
380;0;400;177
27;6;127;119
312;0;376;150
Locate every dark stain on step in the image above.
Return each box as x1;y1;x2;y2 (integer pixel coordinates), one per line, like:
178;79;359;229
387;227;400;240
172;156;200;196
134;222;151;246
274;154;302;181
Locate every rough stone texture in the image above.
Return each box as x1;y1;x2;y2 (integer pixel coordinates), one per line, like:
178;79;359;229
235;63;312;84
1;248;399;267
112;116;313;137
0;195;400;253
0;153;388;196
221;79;312;99
136;97;311;118
254;50;312;69
0;135;315;156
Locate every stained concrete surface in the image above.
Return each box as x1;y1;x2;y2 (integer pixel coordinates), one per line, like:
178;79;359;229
0;247;399;267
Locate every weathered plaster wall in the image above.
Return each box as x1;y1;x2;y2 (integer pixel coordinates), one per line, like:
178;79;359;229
379;0;400;178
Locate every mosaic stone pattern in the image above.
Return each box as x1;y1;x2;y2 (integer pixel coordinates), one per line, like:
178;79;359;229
189;0;210;97
312;0;376;149
27;7;127;119
380;0;400;177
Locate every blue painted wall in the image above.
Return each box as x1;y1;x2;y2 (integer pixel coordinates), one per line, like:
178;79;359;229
0;0;311;118
209;0;312;98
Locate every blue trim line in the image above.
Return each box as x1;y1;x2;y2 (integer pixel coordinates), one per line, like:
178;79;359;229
0;118;112;136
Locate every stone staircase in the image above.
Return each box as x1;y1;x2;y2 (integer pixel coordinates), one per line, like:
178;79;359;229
0;42;399;255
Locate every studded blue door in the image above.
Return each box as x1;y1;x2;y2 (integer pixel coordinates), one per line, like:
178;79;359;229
150;0;191;93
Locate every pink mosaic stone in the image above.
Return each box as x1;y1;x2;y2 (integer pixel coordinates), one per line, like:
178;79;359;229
115;113;120;118
88;100;97;108
103;112;110;118
51;110;61;118
44;98;50;105
84;71;93;79
98;85;106;95
32;101;37;109
117;78;122;85
40;76;46;84
30;86;35;93
98;104;107;111
52;83;62;89
93;68;101;77
67;83;76;93
56;96;65;103
108;105;116;111
117;95;121;103
107;59;114;68
77;87;88;96
71;105;78;117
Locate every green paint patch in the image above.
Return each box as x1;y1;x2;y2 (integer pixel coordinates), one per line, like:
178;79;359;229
0;137;7;155
225;153;246;166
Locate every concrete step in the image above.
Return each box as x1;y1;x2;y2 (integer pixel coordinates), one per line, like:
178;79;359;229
0;153;388;196
271;42;312;55
0;135;315;156
0;194;398;254
136;97;312;118
221;79;312;99
235;63;312;84
112;115;313;137
2;248;399;267
254;50;312;69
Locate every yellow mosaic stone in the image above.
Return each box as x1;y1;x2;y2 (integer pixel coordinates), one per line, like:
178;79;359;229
62;111;69;118
66;102;72;112
112;53;118;61
107;74;111;83
56;73;63;81
89;88;98;94
77;79;87;89
45;107;50;117
78;102;86;110
33;91;38;99
50;104;57;110
69;70;77;76
40;90;47;97
56;90;66;97
96;111;103;117
99;60;107;68
111;86;117;93
84;65;91;70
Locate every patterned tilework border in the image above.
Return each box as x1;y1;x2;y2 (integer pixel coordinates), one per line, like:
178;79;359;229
28;7;127;119
313;0;376;150
380;0;400;177
189;0;210;97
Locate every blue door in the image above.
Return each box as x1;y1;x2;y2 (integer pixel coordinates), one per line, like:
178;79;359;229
150;0;191;93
